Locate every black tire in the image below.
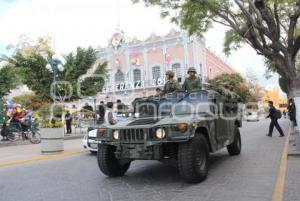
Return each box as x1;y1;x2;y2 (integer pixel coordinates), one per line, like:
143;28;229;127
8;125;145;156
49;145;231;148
97;144;131;177
7;131;17;142
90;150;97;154
227;127;241;156
28;130;41;144
178;135;209;183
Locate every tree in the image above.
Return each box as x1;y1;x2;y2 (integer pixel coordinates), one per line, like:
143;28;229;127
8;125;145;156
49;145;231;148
0;65;18;97
4;38;107;101
208;73;254;102
12;92;46;110
245;70;263;101
134;0;300;128
63;47;107;99
8;51;54;101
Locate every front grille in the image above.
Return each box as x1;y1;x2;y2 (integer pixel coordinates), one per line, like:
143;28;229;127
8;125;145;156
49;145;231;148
88;136;96;140
120;129;145;142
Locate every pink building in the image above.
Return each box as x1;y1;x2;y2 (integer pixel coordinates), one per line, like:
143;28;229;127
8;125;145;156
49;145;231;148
96;30;235;103
205;48;235;79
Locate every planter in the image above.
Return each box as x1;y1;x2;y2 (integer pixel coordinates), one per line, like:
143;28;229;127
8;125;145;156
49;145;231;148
40;128;64;154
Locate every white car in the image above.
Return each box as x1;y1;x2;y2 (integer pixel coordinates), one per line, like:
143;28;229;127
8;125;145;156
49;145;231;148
245;112;260;122
82;129;98;154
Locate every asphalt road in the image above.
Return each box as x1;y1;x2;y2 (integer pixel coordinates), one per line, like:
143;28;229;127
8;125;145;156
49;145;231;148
0;119;290;201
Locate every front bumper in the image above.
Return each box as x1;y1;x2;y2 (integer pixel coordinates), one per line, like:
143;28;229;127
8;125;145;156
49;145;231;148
96;126;193;159
114;144;161;160
82;135;98;152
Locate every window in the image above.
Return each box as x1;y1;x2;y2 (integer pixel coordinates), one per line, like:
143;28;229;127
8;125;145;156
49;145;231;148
115;71;125;83
133;69;141;83
152;66;161;80
172;63;182;82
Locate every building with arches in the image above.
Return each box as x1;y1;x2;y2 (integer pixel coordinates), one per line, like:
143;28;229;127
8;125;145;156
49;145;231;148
97;30;235;103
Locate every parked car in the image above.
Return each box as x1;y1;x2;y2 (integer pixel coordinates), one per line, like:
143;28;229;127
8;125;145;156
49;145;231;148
245;111;259;122
82;127;98;154
95;90;243;183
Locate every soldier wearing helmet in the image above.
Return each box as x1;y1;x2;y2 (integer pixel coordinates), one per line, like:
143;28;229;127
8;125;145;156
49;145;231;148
161;70;180;95
182;67;202;92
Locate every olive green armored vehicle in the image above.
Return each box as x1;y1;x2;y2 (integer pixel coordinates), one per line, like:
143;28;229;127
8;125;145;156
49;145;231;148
95;90;242;183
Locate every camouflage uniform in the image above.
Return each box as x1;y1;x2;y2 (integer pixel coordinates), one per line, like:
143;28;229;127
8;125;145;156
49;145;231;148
162;70;180;94
182;77;202;92
182;67;202;92
162;79;181;94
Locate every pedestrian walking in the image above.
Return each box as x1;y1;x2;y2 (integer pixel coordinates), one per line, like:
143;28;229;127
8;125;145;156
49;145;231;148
266;101;285;137
65;111;72;134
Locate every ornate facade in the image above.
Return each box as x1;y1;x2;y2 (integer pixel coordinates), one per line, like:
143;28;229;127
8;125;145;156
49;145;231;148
96;30;235;103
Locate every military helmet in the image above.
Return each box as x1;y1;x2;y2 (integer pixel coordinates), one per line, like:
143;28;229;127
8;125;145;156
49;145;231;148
165;70;175;77
187;67;197;74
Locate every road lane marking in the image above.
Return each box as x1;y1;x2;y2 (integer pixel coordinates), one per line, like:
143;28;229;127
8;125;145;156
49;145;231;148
272;124;291;201
0;150;88;168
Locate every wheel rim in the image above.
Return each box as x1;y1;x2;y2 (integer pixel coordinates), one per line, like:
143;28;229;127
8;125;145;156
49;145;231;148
7;132;17;141
29;131;41;143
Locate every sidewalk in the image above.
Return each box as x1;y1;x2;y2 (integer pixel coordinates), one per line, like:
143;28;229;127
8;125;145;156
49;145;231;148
0;128;86;148
284;128;300;201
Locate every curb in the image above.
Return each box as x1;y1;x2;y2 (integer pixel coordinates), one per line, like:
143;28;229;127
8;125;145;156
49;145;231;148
0;134;86;148
288;136;300;158
63;134;85;140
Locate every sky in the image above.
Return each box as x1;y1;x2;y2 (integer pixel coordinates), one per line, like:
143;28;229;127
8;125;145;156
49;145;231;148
0;0;280;92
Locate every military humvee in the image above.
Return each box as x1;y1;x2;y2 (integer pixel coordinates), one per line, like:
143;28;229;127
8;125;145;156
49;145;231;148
95;90;242;183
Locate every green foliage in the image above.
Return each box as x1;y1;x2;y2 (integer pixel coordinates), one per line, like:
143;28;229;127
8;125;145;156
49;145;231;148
224;29;243;56
208;73;254;102
279;76;289;94
35;104;65;121
9;52;53;101
12;92;46;110
63;47;107;99
4;38;107;101
134;0;300;91
0;65;18;97
41;121;64;128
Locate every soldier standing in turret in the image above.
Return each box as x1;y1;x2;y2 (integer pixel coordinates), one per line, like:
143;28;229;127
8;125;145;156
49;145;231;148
182;67;202;92
161;70;181;95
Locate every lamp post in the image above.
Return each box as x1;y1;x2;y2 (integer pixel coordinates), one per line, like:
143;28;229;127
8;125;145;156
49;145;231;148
45;54;65;102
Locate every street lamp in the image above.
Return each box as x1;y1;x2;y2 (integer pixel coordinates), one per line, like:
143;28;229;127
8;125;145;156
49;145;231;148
45;54;65;102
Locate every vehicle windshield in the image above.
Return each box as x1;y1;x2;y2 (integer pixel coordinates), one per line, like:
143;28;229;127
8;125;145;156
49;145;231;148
133;91;210;118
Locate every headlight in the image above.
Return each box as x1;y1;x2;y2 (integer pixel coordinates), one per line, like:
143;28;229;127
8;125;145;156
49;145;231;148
113;130;119;140
155;128;166;139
